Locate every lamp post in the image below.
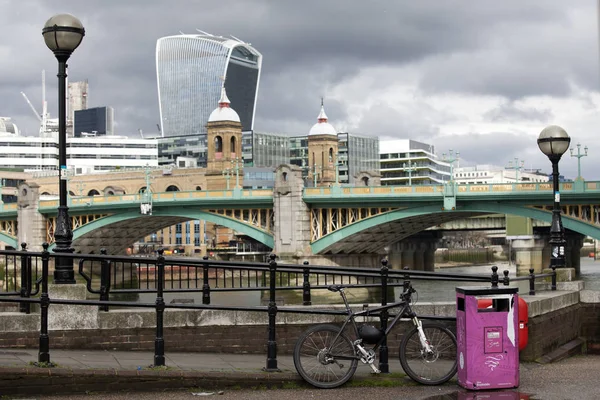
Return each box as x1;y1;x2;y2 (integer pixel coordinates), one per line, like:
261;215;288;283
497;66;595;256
75;180;86;196
537;125;571;270
570;143;588;181
507;157;524;183
231;158;242;189
222;167;232;190
312;163;322;187
442;150;460;182
403;159;417;186
43;14;85;284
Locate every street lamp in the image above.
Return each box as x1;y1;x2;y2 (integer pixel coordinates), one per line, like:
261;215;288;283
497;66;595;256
569;143;588;181
43;14;85;284
506;157;524;183
537;125;571;270
403;159;417;186
442;150;459;182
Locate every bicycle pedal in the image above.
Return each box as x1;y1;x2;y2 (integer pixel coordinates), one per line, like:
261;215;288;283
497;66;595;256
369;364;380;374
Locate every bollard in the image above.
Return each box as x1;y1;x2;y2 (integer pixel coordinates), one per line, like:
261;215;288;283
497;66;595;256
99;248;111;312
264;253;279;372
38;243;50;364
202;255;211;305
491;266;499;288
529;268;536;295
302;260;311;306
19;243;31;314
378;258;389;374
154;248;166;367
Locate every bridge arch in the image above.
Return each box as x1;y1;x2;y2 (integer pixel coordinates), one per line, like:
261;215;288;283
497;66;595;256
311;202;600;254
48;208;274;253
0;232;17;249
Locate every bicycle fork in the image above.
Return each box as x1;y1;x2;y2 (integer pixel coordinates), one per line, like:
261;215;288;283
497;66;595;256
413;317;434;354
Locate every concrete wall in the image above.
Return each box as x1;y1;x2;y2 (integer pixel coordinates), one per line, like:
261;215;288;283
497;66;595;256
0;286;591;362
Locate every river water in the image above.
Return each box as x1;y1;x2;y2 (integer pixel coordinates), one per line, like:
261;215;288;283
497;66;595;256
122;257;599;307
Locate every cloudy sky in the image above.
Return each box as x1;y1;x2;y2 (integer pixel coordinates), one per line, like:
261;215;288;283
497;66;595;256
2;0;599;179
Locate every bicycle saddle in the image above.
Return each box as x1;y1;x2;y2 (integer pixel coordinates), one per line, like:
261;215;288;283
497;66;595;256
327;285;345;292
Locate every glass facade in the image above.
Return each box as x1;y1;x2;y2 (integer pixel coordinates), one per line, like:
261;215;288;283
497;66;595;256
251;132;290;168
73;106;114;137
342;133;379;184
156;35;262;137
158;135;207;166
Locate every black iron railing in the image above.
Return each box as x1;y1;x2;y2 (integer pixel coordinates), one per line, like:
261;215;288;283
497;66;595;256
0;243;558;372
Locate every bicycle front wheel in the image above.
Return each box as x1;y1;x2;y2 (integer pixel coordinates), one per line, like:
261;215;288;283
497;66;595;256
293;324;358;389
399;322;457;385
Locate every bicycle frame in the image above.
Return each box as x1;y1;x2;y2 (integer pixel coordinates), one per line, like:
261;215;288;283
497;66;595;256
327;288;420;361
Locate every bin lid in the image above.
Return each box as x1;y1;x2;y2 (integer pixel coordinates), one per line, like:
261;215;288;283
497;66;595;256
456;286;518;295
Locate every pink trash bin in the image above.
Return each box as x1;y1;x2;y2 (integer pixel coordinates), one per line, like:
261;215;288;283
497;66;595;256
456;286;520;390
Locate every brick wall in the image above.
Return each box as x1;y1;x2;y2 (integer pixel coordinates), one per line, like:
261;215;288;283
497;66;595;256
580;304;600;354
520;304;581;361
0;307;594;362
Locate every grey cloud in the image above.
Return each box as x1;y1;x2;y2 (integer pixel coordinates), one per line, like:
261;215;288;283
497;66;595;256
1;0;597;151
483;102;554;123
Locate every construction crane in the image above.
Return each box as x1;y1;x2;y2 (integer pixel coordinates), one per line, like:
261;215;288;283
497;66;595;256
20;70;50;137
21;92;42;122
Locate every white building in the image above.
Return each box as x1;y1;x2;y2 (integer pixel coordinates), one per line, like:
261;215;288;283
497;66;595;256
379;139;451;185
0;118;19;135
454;164;548;184
0;132;158;174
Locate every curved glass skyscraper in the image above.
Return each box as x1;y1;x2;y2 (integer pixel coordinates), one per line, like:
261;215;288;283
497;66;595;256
156;33;262;137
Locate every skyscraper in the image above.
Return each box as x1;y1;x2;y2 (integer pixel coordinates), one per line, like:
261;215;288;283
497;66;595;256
156;33;262;137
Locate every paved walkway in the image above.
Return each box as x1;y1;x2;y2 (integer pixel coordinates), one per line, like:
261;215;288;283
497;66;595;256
1;348;600;399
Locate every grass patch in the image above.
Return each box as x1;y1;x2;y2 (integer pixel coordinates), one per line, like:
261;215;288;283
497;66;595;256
144;364;174;371
29;361;57;368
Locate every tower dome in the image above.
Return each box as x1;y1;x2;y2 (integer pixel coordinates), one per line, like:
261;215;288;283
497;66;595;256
308;101;336;136
208;86;240;123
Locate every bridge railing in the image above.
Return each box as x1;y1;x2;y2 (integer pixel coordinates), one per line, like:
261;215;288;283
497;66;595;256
0;244;558;372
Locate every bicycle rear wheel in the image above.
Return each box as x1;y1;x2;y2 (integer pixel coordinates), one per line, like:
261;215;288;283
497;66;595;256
293;324;358;389
399;322;457;385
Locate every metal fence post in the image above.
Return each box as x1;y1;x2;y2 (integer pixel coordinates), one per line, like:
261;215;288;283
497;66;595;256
502;270;510;286
264;253;279;372
38;243;50;364
491;266;499;288
99;248;111;312
202;255;211;305
378;258;389;374
529;268;536;295
19;243;31;314
302;260;311;306
154;248;166;367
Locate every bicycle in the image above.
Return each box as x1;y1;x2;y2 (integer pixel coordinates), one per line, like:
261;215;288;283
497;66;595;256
293;282;457;388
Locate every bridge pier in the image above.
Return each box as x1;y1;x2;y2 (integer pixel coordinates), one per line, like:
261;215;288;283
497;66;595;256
504;231;587;277
272;165;312;259
17;183;46;251
388;233;440;271
512;236;546;276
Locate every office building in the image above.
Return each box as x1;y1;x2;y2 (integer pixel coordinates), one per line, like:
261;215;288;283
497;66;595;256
74;106;114;137
379;139;451;185
156;32;262;137
0;131;157;173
